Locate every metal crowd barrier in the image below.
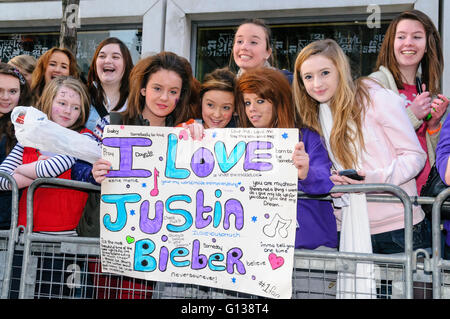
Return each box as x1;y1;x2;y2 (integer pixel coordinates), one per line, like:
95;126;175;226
0;171;20;299
296;183;416;299
1;177;448;299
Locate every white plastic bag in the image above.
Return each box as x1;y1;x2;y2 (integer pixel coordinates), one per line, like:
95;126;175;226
11;106;101;164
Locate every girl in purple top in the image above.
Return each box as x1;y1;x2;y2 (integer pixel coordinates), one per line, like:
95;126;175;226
436;116;450;186
235;67;337;250
435;115;450;259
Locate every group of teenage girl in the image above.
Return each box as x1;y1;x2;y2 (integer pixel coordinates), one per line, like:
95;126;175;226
1;8;450;296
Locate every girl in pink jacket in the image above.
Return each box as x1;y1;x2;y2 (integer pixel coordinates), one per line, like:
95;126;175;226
293;39;430;255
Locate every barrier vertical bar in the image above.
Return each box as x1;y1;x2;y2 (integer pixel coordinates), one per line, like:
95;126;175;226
431;188;450;298
0;172;20;299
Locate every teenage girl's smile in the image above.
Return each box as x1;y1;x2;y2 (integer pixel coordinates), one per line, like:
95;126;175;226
201;90;234;129
233;23;272;72
45;51;70;84
50;86;81;128
394;19;427;71
96;43;125;85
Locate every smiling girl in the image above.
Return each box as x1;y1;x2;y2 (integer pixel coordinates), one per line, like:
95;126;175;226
370;10;448;193
180;67;238;130
294;39;429;255
199;68;237;128
0;76;91;233
85;37;134;131
0;62;31;229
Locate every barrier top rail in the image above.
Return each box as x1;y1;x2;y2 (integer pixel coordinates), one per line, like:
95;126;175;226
23;177;100;238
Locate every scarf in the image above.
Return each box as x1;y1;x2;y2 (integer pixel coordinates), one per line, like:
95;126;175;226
318;103;376;299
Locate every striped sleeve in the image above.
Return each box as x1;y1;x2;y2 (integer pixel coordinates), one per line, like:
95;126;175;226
0;143;24;190
34;129;96;178
35;154;76;178
92;115;110;143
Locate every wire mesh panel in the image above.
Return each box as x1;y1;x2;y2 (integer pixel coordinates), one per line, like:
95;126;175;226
17;236;418;300
19;239;157;299
0;232;9;297
291;255;337;299
151;281;260;299
439;263;450;298
430;188;450;298
292;251;409;299
18;237;264;299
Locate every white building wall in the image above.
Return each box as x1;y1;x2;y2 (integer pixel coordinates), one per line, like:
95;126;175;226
0;0;446;92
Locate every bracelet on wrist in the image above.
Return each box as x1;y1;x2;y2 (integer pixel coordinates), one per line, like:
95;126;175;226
427;122;442;135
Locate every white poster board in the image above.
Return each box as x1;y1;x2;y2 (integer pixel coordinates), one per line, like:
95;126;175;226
100;125;299;299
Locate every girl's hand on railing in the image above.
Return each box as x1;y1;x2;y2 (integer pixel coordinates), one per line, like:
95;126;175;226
329;170;366;197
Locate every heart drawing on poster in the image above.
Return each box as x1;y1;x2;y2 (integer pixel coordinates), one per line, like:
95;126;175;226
268;253;284;270
179;129;189;140
126;235;135;244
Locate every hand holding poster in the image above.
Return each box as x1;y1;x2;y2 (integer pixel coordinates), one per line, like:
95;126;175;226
100;125;299;298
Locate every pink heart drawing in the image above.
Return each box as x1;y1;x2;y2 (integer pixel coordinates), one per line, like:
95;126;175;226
179;129;189;140
268;253;284;270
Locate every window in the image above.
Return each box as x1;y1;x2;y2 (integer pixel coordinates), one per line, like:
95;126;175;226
0;28;142;78
194;18;391;82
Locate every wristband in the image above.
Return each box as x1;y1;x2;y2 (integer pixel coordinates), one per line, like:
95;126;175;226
427;122;442;135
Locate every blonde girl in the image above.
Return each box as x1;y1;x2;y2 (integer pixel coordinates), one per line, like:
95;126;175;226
293;39;429;254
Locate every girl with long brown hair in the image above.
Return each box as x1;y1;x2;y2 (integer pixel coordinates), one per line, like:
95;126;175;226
8;54;37;87
197;67;237;129
370;10;448;193
85;37;134;131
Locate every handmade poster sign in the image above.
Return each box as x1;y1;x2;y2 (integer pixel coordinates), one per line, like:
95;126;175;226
100;125;299;298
